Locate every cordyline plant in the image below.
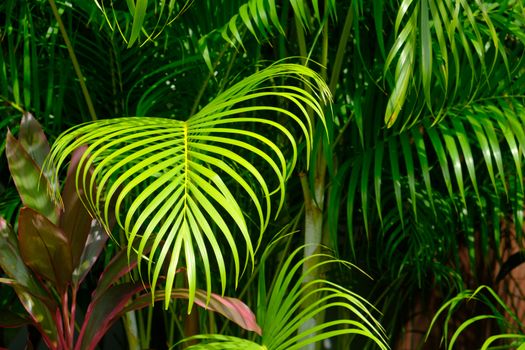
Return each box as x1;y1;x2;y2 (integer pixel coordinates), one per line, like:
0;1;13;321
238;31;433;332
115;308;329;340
0;113;260;350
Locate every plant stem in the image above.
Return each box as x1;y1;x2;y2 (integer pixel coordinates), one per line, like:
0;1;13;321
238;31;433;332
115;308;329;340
70;288;77;349
48;0;97;121
61;290;73;349
298;3;331;349
123;311;141;350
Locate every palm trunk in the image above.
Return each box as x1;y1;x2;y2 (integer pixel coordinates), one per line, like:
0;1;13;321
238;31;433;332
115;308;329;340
299;170;326;350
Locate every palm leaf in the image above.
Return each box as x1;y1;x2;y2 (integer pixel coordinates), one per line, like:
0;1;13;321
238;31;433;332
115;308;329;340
92;0;193;47
427;286;525;350
46;62;330;309
182;244;389;350
383;0;521;128
192;0;337;71
329;94;525;293
258;246;388;350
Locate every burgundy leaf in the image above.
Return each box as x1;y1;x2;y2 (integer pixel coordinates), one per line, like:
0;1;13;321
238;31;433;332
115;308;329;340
18;208;73;293
1;214;60;348
72;221;108;287
0;309;30;328
5;131;59;224
124;289;262;335
60;146;97;268
0;218;42;292
0;279;59;349
75;282;144;350
92;239;153;301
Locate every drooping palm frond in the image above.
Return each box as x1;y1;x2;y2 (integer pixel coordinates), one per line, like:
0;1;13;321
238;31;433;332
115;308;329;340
428;286;525;349
89;0;193;48
329;94;525;258
256;245;388;350
197;0;338;72
201;0;336;46
382;0;524;128
45;62;330;309
181;244;389;350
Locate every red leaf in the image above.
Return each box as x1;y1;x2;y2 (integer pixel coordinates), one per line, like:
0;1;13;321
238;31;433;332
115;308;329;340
92;239;153;301
60;146;97;268
0;279;59;349
18;208;73;293
0;218;59;345
75;283;144;350
0;218;42;292
124;289;262;335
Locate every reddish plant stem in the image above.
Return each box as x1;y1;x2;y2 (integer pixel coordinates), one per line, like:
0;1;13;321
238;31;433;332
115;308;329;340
61;289;73;349
69;288;77;348
55;307;66;350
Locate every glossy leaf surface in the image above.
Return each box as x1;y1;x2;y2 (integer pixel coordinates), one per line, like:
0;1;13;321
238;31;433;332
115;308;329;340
2;281;59;349
18;207;73;292
71;220;108;286
5;131;59;224
76;282;144;350
17;112;58;192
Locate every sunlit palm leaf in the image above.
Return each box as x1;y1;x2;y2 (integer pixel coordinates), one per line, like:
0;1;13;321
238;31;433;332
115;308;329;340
183;335;263;350
183;244;389;349
46;63;330;309
258;247;388;350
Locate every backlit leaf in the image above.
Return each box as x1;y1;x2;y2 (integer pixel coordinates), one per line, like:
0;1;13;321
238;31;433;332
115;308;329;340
46;63;330;310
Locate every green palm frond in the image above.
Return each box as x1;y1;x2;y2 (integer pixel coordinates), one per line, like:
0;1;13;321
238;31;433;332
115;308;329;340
89;0;336;52
182;244;389;350
182;335;264;350
428;286;525;349
45;62;330;309
257;246;388;350
90;0;193;48
327;94;525;300
383;0;523;127
185;0;337;71
212;0;336;46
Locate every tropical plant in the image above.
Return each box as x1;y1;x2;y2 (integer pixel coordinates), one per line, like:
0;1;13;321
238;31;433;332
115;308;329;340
43;59;388;349
428;285;525;349
182;241;388;350
188;0;525;347
2;0;525;348
1;1;391;348
0;113;260;349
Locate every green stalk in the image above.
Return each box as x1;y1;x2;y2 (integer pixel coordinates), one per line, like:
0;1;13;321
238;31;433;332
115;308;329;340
298;3;336;349
123;312;141;350
48;0;97;121
295;12;308;66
